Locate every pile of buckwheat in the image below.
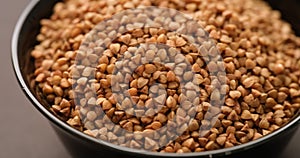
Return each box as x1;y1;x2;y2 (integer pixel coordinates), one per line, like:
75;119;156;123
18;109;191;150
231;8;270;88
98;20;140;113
32;0;300;153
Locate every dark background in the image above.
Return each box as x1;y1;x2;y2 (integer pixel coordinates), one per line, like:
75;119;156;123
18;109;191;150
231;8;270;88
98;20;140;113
0;0;299;158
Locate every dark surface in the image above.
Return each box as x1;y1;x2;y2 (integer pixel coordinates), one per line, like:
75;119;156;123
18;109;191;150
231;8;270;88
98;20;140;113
1;0;300;158
265;0;300;36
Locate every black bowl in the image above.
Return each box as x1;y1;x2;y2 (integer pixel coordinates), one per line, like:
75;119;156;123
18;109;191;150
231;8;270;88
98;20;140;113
12;0;300;158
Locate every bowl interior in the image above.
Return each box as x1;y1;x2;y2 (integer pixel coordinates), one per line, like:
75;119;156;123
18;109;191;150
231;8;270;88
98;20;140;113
15;0;60;108
265;0;300;36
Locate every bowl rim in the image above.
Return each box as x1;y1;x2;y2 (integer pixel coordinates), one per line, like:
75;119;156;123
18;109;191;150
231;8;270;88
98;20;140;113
11;0;300;157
